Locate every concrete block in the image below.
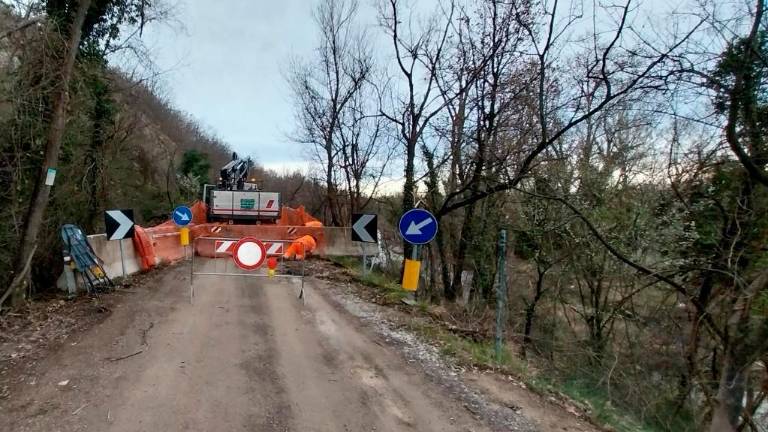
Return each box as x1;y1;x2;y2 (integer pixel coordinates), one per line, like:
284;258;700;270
87;234;141;278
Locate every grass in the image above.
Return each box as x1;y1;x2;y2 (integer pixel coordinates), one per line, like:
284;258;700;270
408;319;528;373
560;379;657;432
326;256;688;432
328;256;408;304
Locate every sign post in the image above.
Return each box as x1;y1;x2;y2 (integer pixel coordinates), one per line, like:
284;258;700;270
104;209;135;278
118;240;126;278
398;209;438;292
351;213;377;275
173;205;193;259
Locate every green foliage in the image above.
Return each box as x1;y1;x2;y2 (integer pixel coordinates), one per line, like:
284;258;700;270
511;229;537;260
556;378;691;432
0;4;232;293
180;149;211;184
46;0;153;56
711;30;767;117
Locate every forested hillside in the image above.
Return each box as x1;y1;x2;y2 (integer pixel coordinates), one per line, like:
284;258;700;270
0;2;279;295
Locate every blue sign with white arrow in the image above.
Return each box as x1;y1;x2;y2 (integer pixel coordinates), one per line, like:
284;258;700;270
172;205;193;227
398;208;438;245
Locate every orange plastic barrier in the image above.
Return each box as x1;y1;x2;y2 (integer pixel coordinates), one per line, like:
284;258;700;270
132;226;156;271
133;202;324;268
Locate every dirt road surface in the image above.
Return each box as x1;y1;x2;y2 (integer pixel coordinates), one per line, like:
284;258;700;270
0;260;519;431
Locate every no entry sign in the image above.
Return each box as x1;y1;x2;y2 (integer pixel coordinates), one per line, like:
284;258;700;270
232;237;266;270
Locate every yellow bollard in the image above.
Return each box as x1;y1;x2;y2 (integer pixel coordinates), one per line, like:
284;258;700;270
268;269;276;278
179;227;190;246
402;258;421;291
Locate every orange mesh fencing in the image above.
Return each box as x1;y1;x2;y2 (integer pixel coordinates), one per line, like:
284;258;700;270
190;201;208;224
279;205;321;226
134;203;325;268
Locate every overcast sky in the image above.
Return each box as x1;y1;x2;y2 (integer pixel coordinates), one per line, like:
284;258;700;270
134;0;693;183
140;0;332;173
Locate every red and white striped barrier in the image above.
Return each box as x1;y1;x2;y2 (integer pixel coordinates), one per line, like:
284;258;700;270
214;239;284;256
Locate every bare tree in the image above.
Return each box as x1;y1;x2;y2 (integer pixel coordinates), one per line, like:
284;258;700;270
436;0;703;217
288;0;372;226
337;81;392;216
376;0;457;257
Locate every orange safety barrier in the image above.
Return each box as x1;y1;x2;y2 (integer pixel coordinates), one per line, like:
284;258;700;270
134;202;324;269
132;226;156;271
283;235;317;260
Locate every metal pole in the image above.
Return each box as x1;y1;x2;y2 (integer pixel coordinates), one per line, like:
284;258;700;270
118;239;126;278
362;252;367;276
495;229;507;363
190;237;195;304
299;241;306;302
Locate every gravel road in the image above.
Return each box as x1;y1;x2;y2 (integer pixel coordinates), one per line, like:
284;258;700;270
0;260;504;431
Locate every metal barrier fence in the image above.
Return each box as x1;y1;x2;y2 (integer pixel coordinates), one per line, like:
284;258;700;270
189;236;305;303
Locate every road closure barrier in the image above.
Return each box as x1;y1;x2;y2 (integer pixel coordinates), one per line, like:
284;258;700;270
83;202;378;281
190;236;306;303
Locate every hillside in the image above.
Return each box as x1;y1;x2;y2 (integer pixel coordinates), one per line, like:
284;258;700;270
0;5;236;289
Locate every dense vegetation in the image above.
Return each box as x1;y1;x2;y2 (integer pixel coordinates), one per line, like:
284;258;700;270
0;0;329;304
0;2;263;297
289;0;768;430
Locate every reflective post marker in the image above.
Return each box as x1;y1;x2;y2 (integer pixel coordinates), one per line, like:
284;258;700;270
179;227;190;246
402;259;420;291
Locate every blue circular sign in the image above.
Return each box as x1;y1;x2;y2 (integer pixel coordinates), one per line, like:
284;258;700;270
172;205;193;227
398;209;438;245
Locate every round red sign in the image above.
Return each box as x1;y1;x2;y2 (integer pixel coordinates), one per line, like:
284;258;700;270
232;237;266;270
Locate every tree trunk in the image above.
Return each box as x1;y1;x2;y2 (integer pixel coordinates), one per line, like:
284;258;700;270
6;0;92;306
449;203;475;300
709;350;747;432
521;268;546;358
326;143;342;226
401;138;417;259
437;226;454;301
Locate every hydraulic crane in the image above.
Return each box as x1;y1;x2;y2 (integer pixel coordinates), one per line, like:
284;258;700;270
218;152;252;191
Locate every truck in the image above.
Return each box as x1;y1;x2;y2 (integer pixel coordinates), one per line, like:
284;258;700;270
204;153;281;224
